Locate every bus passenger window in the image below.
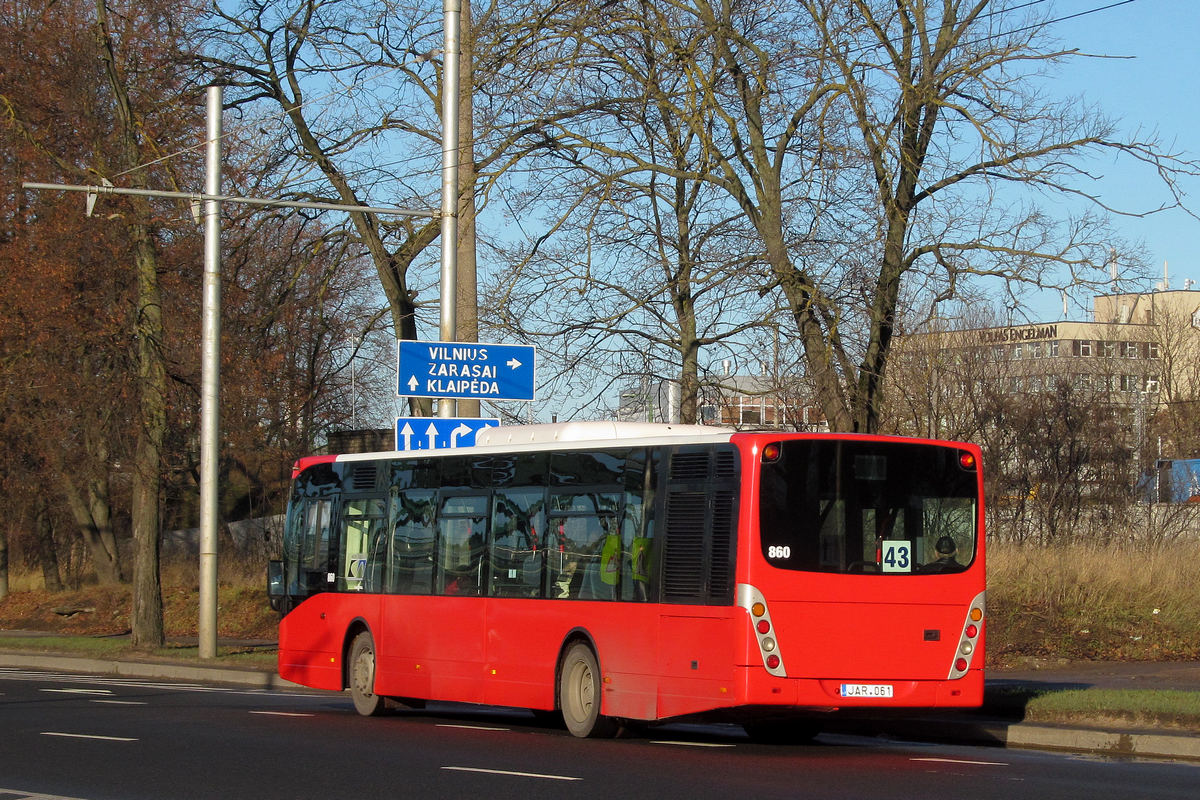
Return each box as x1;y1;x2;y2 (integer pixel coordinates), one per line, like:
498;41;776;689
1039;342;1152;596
389;490;435;594
490;489;546;598
438;495;487;596
338;498;385;592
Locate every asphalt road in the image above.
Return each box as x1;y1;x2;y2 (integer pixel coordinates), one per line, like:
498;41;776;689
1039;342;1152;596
2;668;1199;800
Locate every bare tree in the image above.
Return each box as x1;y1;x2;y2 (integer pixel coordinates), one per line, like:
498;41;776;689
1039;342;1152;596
538;0;1192;432
200;0;578;420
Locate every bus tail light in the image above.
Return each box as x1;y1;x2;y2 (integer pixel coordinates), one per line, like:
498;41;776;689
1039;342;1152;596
738;584;787;678
947;591;985;680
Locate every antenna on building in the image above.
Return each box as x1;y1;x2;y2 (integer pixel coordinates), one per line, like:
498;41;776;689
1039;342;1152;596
1158;260;1170;292
1108;248;1118;292
1186;278;1195;291
1061;290;1069;320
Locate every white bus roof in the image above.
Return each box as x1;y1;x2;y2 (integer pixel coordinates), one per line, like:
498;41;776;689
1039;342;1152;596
330;421;737;462
475;420;733;447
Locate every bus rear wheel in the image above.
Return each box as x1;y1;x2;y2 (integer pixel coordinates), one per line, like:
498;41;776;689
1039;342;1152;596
558;642;618;738
348;631;386;717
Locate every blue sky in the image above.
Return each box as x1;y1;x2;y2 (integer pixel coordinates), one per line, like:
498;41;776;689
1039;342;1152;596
1027;0;1200;319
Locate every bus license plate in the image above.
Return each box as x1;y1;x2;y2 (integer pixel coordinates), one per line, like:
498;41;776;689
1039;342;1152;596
840;683;894;698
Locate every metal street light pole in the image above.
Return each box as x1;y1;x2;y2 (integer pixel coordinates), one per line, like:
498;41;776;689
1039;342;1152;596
198;85;222;659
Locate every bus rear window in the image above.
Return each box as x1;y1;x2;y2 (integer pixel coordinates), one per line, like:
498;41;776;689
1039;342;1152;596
759;440;978;574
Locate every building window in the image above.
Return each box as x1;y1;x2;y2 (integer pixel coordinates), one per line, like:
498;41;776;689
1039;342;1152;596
1147;342;1161;359
1123;341;1139;359
1102;341;1118;358
1073;340;1093;357
1048;340;1060;357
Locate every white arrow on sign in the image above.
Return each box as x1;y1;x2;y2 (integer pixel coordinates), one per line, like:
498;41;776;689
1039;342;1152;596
506;358;522;370
424;422;438;449
399;422;414;450
407;375;419;391
450;423;472;447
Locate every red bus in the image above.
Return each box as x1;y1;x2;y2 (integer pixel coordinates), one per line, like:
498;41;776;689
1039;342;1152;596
268;421;985;740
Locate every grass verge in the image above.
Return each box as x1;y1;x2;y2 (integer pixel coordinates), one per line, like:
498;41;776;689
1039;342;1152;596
986;685;1200;733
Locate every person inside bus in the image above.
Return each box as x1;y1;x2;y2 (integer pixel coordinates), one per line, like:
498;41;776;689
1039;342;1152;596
443;565;478;595
922;536;964;572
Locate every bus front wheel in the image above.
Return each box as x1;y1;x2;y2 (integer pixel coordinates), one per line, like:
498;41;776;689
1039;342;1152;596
348;631;386;717
558;642;618;738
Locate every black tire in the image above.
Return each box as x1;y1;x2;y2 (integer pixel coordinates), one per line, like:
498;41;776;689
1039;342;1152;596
348;631;386;717
558;642;618;738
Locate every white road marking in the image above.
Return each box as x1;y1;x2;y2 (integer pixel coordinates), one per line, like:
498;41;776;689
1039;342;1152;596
91;699;147;706
40;688;114;696
442;766;582;782
911;757;1008;766
40;732;137;742
0;786;90;800
651;740;737;748
435;723;510;731
249;711;314;717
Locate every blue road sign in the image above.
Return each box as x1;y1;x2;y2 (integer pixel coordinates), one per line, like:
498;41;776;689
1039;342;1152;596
395;417;500;451
397;340;535;401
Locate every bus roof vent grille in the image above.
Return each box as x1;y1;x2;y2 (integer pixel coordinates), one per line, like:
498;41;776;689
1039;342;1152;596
714;448;736;478
349;464;378;491
670;452;710;481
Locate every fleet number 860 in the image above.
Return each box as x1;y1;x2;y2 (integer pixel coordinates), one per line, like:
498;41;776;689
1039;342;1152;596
767;545;792;559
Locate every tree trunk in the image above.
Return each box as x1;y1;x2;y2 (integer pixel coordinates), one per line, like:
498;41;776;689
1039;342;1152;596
33;495;64;593
61;473;124;584
95;0;164;647
0;525;10;601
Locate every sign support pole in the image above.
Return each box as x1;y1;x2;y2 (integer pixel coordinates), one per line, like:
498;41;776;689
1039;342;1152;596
438;0;461;418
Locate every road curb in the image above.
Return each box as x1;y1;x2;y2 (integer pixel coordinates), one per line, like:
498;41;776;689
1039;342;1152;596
1004;722;1200;761
832;716;1200;762
0;651;303;691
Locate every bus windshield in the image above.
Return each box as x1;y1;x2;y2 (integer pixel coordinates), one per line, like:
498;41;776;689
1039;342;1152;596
758;439;978;575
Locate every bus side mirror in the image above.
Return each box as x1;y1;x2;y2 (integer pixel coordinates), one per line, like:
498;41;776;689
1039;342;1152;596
267;560;285;611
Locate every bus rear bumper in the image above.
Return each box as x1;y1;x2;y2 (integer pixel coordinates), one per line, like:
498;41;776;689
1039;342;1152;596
740;667;984;710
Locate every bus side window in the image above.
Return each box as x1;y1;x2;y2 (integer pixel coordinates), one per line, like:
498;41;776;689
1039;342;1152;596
338;499;384;591
364;528;387;593
438;495;487;596
550;513;615;600
490;488;546;598
389;489;436;594
297;499;333;593
621;449;657;602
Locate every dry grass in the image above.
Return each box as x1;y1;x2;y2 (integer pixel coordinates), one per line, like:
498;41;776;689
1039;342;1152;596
987;540;1200;667
3;542;1199;665
0;556;279;641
